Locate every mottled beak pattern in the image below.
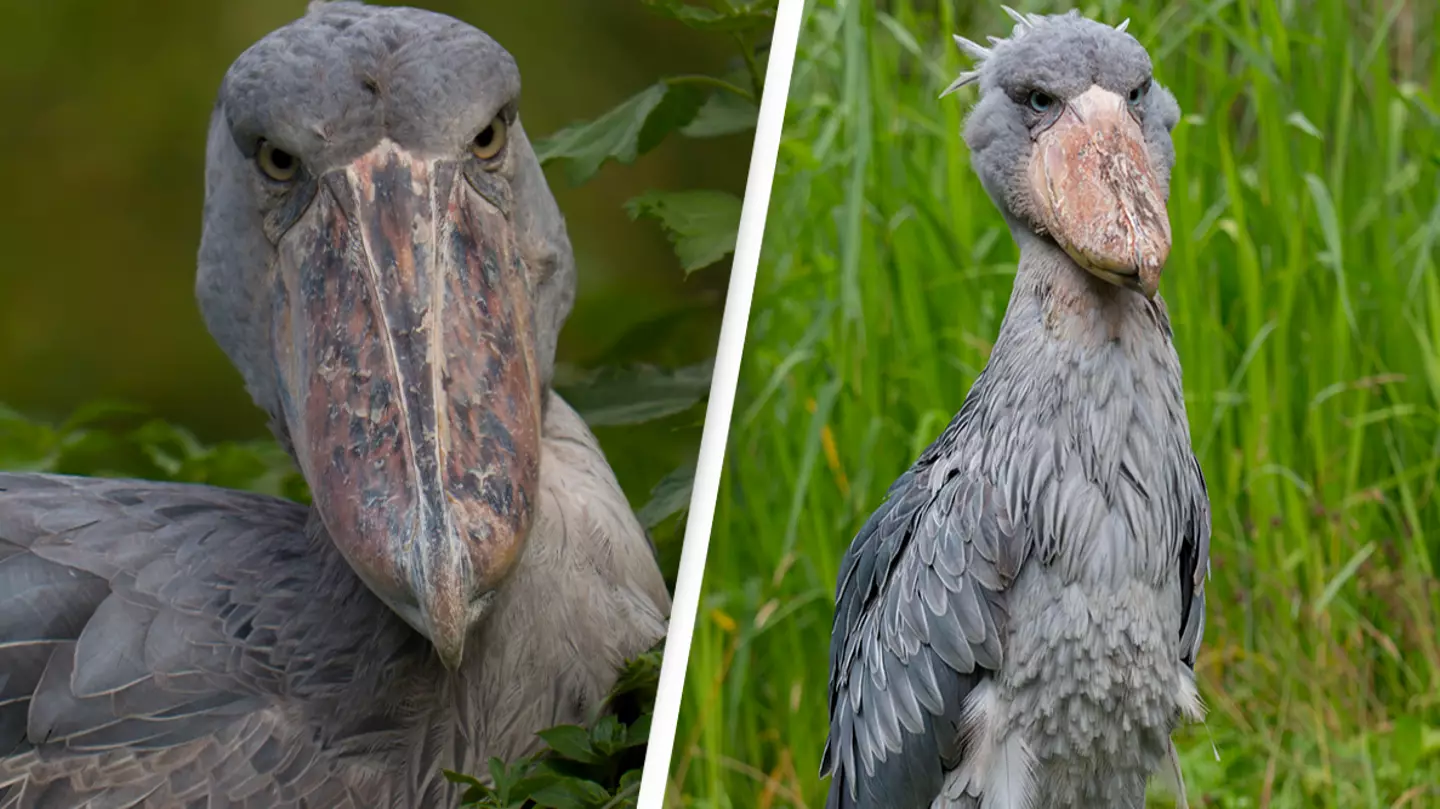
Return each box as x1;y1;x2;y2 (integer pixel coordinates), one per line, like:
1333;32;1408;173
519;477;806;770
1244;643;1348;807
1029;85;1172;298
270;140;542;669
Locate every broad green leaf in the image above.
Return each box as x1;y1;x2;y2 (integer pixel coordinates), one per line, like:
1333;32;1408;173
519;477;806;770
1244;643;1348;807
442;770;484;787
57;399;150;434
508;771;568;804
610;648;663;698
557;361;713;427
683;91;760;137
280;472;313;504
641;0;776;32
589;715;626;756
0;409;57;469
442;769;486;797
601;648;663;718
608;773;642;809
636;461;696;528
535;84;665;184
623;712;651;747
487;757;520;795
528;776;611;809
443;769;493;805
602;299;719;361
625;190;742;272
131;419;204;476
53;428;157;479
638;82;707;155
443;769;493;804
535;81;704;185
179;440;302;497
537;724;600;764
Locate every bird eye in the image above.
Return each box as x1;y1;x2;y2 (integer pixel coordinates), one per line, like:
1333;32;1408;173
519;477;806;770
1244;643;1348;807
470;117;508;164
257;140;299;182
1027;90;1054;112
1128;82;1149;106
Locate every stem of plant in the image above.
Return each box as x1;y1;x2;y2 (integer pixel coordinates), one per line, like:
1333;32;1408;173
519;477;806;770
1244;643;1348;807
734;31;765;100
665;74;754;101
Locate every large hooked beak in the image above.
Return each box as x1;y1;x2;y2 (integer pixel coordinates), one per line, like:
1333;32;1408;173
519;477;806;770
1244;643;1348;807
1028;85;1171;298
270;140;541;669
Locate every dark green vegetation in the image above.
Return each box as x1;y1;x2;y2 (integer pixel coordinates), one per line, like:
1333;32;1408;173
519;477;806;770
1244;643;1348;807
672;1;1440;807
0;0;776;807
447;649;662;809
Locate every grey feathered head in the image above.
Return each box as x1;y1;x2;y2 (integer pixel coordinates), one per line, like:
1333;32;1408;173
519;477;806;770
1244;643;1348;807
946;7;1181;298
194;1;576;669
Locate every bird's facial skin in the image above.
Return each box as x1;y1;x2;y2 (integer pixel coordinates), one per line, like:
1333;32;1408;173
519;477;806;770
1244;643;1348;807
1024;84;1171;298
264;129;541;671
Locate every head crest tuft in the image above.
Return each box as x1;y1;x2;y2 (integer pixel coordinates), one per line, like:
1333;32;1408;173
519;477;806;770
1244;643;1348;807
941;7;1129;100
1000;5;1036;28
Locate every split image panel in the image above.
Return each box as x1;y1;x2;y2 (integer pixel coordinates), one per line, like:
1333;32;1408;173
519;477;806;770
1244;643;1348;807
2;1;1440;808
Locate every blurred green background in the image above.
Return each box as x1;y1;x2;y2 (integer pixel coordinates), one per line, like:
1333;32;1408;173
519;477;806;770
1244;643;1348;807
0;0;746;440
671;0;1440;807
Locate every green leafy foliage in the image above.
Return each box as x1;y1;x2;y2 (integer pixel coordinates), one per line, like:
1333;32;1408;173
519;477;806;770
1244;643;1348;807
625;191;744;273
537;0;774;273
642;0;776;33
682;92;760;138
535;82;700;185
636;461;697;529
556;361;715;427
446;648;662;809
0;401;306;501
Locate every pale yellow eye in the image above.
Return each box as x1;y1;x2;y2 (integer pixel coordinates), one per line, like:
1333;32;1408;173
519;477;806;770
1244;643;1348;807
470;117;508;163
257;140;299;181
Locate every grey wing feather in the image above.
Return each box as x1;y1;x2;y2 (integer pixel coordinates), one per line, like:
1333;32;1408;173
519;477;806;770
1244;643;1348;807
1177;455;1210;668
0;473;417;808
821;419;1029;809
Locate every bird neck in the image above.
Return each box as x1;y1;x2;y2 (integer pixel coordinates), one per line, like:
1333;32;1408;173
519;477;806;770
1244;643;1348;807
1005;228;1173;351
969;226;1187;447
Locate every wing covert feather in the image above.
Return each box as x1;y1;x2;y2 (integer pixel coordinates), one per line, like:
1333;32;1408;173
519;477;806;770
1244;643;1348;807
0;473;416;808
1177;456;1210;668
822;457;1028;809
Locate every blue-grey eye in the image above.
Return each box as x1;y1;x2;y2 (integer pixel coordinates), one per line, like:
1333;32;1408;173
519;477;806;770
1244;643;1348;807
1027;90;1053;112
1128;84;1147;106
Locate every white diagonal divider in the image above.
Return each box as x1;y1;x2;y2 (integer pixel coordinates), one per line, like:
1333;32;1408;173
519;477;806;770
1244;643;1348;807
635;1;805;805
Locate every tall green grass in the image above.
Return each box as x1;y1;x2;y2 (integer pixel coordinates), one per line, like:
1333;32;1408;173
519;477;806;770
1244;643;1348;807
669;0;1440;806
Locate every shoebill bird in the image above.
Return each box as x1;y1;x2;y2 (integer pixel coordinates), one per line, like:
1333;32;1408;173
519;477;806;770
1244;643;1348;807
0;3;670;806
821;9;1210;809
